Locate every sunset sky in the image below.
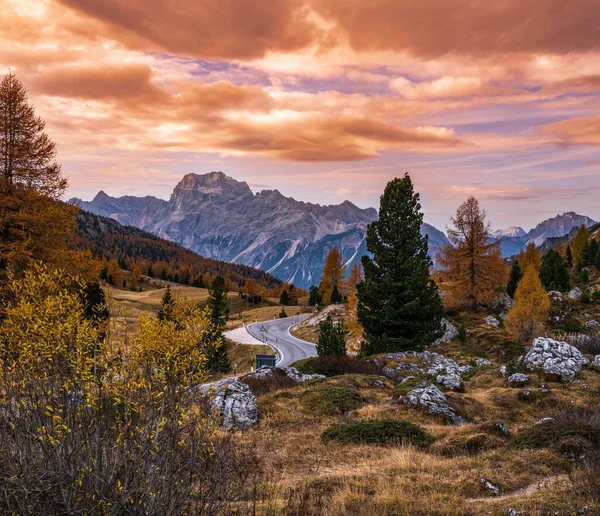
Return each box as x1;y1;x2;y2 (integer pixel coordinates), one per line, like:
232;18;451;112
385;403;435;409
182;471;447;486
2;0;599;229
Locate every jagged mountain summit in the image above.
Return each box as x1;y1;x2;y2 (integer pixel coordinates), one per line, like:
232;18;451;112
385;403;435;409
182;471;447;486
72;171;449;289
495;212;597;256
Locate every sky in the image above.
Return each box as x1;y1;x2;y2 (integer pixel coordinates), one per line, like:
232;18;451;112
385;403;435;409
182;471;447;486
2;0;600;230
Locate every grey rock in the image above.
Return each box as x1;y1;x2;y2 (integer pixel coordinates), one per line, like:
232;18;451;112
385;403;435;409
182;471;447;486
592;355;600;368
498;365;508;377
508;509;520;516
476;358;492;367
548;290;563;302
535;417;556;425
432;318;458;346
485;316;500;327
495;421;510;437
523;337;590;381
479;478;500;495
400;383;467;425
568;287;582;300
585;319;600;328
507;373;529;386
212;382;258;430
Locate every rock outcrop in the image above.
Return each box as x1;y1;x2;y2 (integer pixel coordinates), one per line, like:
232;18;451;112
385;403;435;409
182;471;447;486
485;316;500;327
432;318;458;346
568;287;582;300
400;383;467;425
522;337;589;381
507;373;529;387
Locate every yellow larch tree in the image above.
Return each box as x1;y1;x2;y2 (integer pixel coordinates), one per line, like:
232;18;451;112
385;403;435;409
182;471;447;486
517;241;542;272
319;246;346;305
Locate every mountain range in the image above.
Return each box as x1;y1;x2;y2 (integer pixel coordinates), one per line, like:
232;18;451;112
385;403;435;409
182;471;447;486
72;172;596;288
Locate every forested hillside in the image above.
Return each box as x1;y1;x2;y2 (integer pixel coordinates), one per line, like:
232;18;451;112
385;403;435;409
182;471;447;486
73;209;283;291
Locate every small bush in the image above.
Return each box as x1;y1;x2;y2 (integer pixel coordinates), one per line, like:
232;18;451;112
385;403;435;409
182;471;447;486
293;355;382;377
517;389;540;403
243;369;298;396
304;385;366;415
562;319;583;333
457;325;467;342
506;358;526;376
434;433;504;456
317;315;347;356
321;420;434;447
581;292;591;304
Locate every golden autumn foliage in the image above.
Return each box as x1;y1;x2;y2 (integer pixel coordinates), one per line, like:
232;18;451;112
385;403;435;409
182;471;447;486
572;225;590;265
517;241;542;272
0;264;254;513
504;265;550;342
437;196;508;309
345;262;364;343
320;246;346;305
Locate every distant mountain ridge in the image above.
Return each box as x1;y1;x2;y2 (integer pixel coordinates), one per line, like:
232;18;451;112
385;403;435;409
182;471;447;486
494;212;596;256
72;171;448;288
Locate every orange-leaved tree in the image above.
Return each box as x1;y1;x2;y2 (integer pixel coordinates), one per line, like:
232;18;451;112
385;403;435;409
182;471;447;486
517;241;542;272
504;265;550;341
437;196;508;309
319;246;346;304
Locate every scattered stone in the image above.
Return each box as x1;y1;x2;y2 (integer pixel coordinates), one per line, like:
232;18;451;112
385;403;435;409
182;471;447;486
484;316;500;327
384;351;471;390
507;373;529;386
499;311;507;320
432;318;459;346
508;509;520;516
494;292;515;311
498;365;508;377
539;384;551;394
568;287;582;300
400;383;467;425
212;381;258;430
523;337;590;381
519;389;534;400
592;355;600;368
535;417;555;425
585;320;600;328
548;290;563;302
495;421;510;438
479;477;500;495
476;358;492;367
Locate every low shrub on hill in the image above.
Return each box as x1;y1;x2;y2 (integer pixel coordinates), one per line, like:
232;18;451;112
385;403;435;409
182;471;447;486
303;385;366;415
293;355;382;377
321;420;434;447
243;369;298;396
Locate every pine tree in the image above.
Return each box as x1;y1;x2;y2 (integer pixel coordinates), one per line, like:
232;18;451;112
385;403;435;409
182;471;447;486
588;238;599;266
279;306;288;318
595;245;600;271
506;260;523;299
319;247;346;305
207;276;229;328
572;225;590;266
330;284;342;303
539;250;570;292
566;245;573;268
504;266;550;342
357;174;443;355
157;285;175;322
317;315;347;356
308;285;322;307
437;197;508;309
279;289;290;306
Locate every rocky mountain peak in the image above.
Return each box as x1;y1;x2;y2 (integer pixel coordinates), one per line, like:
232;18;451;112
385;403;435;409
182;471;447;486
174;172;251;197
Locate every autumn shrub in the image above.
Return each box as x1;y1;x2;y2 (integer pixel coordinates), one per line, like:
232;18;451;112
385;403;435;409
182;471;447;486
243;369;298;396
293;355;382;377
321;420;434;447
0;265;261;515
303;385;366;415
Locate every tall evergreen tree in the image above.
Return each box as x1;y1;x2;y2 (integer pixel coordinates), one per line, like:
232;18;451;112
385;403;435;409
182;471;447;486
317;316;347;356
330;284;342;303
539;250;570;292
308;285;322;307
595;245;600;271
566;245;573;268
357;174;443;355
588;238;599;267
157;285;175;322
506;260;523;299
279;289;290;306
207;276;230;328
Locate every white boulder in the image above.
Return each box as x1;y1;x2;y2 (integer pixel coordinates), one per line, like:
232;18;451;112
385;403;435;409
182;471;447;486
568;287;582;300
523;337;590;381
432;318;459;346
548;290;563;302
485;316;500;327
400;383;467;425
507;373;529;386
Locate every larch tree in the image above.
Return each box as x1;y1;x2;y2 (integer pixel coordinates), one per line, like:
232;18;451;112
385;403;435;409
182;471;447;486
572;225;590;266
345;262;364;348
517;241;542;272
357;174;443;355
437;196;508;309
504;265;550;342
319;246;346;305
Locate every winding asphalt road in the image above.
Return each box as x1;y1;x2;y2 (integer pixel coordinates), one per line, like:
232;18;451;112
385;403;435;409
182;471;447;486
246;315;316;367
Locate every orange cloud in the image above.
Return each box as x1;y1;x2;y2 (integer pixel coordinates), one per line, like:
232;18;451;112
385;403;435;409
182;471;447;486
541;116;600;146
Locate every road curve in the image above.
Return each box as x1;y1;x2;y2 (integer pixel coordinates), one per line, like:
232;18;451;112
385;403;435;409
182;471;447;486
247;315;316;368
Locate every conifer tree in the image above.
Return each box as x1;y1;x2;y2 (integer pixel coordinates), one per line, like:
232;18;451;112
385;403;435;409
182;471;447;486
279;289;290;306
157;285;175;322
595;246;600;271
504;266;550;342
588;238;599;267
317;315;347;356
319;247;346;305
357;174;443;355
566;245;573;268
207;276;229;328
572;225;590;266
308;285;322;307
330;284;342;303
539;250;570;292
506;260;523;299
437;196;508;309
